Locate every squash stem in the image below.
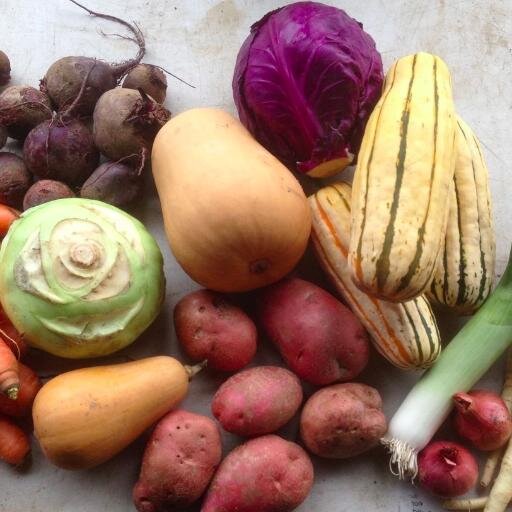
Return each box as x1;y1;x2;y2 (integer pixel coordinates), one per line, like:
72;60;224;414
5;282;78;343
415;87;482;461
184;360;207;380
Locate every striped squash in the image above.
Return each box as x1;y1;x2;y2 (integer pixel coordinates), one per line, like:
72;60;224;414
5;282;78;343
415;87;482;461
310;182;441;370
428;117;495;314
349;52;457;302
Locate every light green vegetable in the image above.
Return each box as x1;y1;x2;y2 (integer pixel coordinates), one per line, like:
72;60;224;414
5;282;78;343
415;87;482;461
383;247;512;479
0;198;165;359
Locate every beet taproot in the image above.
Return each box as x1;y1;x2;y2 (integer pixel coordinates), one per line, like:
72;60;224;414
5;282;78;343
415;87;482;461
41;1;145;116
0;153;32;208
23;180;75;210
80;161;142;207
23;118;99;186
122;64;167;104
0;85;52;140
93;88;170;163
0;51;10;86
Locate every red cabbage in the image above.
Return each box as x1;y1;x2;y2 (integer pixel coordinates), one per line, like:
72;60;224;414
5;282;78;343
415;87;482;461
233;1;383;177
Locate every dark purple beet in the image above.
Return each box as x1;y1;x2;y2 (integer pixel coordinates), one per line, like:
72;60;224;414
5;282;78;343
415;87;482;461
0;152;32;208
0;85;52;140
41;1;145;116
23;180;75;210
0;51;10;86
122;64;167;103
23;118;99;186
0;126;6;149
93;88;170;163
80;161;142;207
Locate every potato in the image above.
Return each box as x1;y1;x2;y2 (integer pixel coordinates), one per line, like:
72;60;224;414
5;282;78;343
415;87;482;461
258;278;370;386
212;366;303;437
174;289;257;372
300;383;387;459
133;409;222;512
201;435;314;512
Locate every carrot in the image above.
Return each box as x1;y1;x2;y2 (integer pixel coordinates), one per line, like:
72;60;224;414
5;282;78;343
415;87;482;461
481;350;512;488
0;337;19;399
0;204;19;237
0;363;41;417
0;305;27;359
442;497;487;510
0;414;30;465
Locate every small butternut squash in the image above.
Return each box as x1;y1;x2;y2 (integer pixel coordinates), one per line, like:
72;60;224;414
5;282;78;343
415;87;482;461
151;108;311;292
33;356;191;470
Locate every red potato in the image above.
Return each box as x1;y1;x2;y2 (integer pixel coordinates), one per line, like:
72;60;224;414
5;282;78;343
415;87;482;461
201;435;314;512
133;409;222;512
300;383;387;458
174;289;257;372
0;363;41;417
258;278;370;386
212;366;303;437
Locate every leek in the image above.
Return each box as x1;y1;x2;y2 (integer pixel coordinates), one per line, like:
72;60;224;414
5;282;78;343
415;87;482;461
383;246;512;479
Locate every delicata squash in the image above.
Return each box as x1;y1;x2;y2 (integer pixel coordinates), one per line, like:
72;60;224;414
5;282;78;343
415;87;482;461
349;52;457;302
310;182;441;370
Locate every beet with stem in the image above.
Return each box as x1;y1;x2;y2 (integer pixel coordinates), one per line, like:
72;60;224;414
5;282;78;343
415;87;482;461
80;159;142;207
122;64;167;103
93;88;170;163
41;0;145;116
0;51;10;86
23;180;75;210
0;152;32;208
0;85;52;140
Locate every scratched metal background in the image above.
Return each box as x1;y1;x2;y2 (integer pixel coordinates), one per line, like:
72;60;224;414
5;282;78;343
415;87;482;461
0;1;510;511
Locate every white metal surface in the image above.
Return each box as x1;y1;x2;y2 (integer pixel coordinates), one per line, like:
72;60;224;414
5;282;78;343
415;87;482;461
0;1;510;511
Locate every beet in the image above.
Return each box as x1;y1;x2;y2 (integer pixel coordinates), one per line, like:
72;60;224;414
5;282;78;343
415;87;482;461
23;180;75;210
23;118;99;186
0;126;6;149
0;51;10;86
0;152;32;208
122;64;167;103
80;161;142;207
41;1;145;116
0;86;52;140
93;88;170;163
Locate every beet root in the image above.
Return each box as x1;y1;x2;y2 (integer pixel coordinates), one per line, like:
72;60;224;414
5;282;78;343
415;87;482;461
0;51;10;86
80;161;142;207
0;86;52;140
0;126;6;149
0;152;32;208
23;180;75;210
23;118;99;186
93;88;170;163
122;64;167;103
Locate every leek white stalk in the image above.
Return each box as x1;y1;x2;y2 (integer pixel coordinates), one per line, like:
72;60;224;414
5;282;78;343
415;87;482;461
383;247;512;479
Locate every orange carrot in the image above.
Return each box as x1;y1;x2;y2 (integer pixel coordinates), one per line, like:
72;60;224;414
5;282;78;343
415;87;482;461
0;306;27;359
0;337;19;399
0;415;30;465
0;363;41;417
0;204;19;237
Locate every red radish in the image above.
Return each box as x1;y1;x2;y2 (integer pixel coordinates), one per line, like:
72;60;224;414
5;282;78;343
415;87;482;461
0;51;10;86
0;415;30;465
418;440;478;498
0;363;41;417
41;1;145;116
453;390;512;451
0;153;32;208
0;85;52;140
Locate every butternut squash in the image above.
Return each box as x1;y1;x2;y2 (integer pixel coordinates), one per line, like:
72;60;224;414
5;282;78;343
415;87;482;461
33;356;190;470
151;108;311;292
349;53;457;302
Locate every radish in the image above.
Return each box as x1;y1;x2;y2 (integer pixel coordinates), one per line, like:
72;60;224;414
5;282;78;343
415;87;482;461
23;180;75;210
0;153;32;208
418;441;478;498
453;390;512;451
0;85;52;140
0;51;10;86
93;88;170;163
41;1;145;116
